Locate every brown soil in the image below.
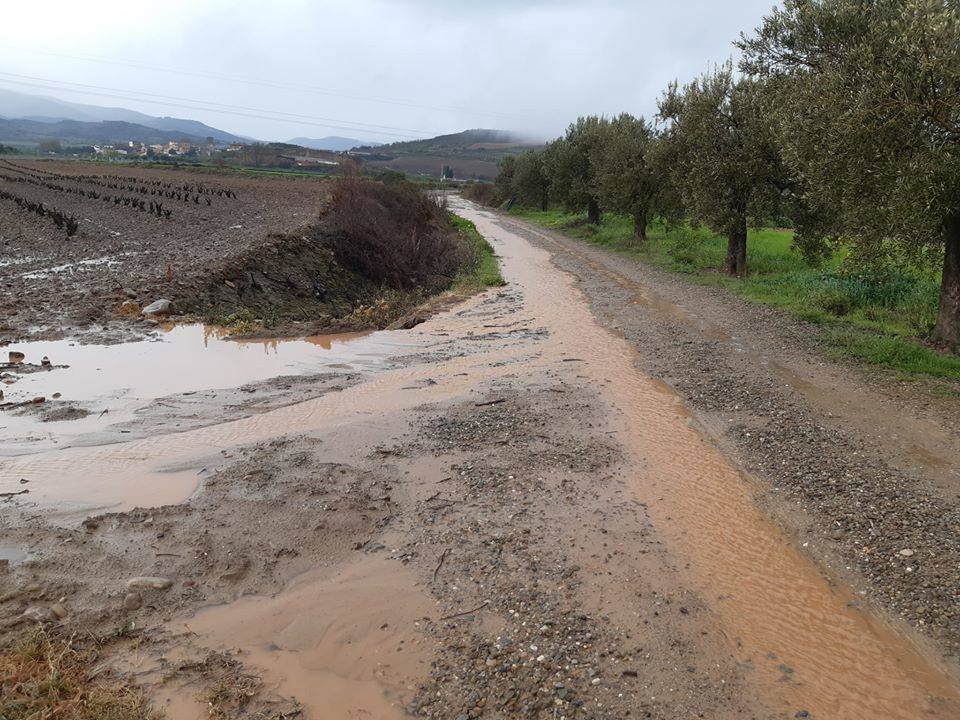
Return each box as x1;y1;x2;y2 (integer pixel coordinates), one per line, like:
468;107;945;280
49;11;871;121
0;159;381;343
0;196;958;720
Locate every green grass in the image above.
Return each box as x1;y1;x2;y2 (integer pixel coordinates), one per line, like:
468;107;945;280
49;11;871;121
450;213;506;291
510;206;957;381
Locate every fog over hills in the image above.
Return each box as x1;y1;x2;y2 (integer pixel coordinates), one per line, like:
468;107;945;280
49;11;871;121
287;136;381;152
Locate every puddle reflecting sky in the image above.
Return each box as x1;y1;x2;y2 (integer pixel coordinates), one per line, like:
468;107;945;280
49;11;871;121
1;324;417;451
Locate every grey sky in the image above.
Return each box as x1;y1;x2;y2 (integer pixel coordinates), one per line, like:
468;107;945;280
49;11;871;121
0;0;780;143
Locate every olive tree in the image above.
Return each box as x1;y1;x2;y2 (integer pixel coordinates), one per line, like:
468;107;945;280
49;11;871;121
590;113;660;241
544;116;607;224
494;154;516;204
512;151;550;210
738;0;960;348
657;63;785;275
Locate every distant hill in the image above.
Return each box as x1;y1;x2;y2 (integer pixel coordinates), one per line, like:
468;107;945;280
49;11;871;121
0;88;246;143
360;129;542;159
288;136;378;152
355;129;543;181
0;117;214;145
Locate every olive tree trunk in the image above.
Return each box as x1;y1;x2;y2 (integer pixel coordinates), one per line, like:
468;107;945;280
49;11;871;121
933;215;960;350
633;209;648;242
724;214;748;276
587;196;602;225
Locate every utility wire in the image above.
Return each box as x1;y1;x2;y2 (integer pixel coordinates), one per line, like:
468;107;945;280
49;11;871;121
0;71;431;137
0;77;432;140
5;44;526;121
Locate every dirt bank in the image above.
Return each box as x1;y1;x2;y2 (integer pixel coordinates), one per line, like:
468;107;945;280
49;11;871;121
1;197;958;719
0;161;466;345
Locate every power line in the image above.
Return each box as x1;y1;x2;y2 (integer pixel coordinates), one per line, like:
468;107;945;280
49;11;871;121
6;44;526;122
0;70;431;137
0;73;436;140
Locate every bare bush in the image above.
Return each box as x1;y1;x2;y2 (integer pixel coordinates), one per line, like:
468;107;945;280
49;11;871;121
461;182;499;206
312;177;472;292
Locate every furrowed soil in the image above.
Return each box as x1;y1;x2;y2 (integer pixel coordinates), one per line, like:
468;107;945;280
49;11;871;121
0;158;382;344
1;196;958;720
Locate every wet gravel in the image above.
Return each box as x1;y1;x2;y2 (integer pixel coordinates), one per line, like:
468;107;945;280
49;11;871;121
388;385;754;719
506;216;960;659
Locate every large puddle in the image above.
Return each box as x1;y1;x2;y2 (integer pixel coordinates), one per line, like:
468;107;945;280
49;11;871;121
0;324;414;455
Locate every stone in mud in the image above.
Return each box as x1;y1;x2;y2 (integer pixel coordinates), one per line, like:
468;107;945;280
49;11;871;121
142;299;173;316
123;592;143;611
126;576;173;590
402;315;428;330
8;351;25;363
50;603;68;619
22;605;59;623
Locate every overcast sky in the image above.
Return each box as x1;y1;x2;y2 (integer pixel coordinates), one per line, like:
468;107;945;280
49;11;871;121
0;0;780;143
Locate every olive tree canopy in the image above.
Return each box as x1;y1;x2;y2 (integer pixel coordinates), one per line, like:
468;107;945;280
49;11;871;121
590;113;660;241
738;0;960;347
657;63;785;275
543;116;607;224
512;151;550;211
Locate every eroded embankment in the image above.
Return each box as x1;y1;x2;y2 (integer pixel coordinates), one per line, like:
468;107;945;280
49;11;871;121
1;197;958;720
0;167;470;343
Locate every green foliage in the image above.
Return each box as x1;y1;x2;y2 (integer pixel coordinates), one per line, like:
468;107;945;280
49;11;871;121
823;329;960;379
494;154;516;204
512;206;953;378
512;151;550;210
657;63;786;274
449;213;506;290
590;113;659;239
543;116;607;222
738;0;960;346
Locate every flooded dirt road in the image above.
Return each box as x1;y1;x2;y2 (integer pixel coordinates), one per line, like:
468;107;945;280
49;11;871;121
2;198;958;719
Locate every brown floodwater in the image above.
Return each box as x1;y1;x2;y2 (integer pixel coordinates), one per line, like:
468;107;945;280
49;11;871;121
0;324;415;456
2;197;958;717
175;553;437;720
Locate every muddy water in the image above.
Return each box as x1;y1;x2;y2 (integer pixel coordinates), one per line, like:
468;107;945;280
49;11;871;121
453;200;960;719
0;322;525;515
0;325;397;453
180;554;436;720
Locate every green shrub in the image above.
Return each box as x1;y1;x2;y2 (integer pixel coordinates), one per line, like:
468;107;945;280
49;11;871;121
812;287;851;316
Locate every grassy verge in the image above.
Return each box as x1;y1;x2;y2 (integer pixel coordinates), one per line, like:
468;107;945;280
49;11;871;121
1;629;159;720
510;207;959;381
450;213;506;292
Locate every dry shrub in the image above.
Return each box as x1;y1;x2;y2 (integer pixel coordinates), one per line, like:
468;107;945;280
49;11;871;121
461;182;499;206
312;177;471;292
0;628;159;720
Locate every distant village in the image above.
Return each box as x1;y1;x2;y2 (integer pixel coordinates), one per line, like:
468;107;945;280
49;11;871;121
92;139;223;158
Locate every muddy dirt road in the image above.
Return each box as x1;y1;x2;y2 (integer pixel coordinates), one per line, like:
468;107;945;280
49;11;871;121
2;198;958;719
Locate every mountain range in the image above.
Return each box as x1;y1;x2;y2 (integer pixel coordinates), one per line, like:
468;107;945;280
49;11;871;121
0;88;246;144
